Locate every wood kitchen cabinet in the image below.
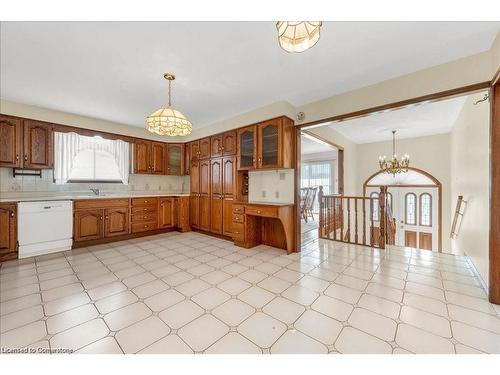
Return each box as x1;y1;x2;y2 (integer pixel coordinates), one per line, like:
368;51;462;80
222;156;236;236
211;130;236;158
199;137;211;159
237;125;257;170
104;208;129;237
189;140;200;162
74;209;103;242
0;203;17;262
0;115;53;169
189;161;200;229
237;117;294;170
210;158;223;234
199;159;211;231
176;196;190;232
134;140;152;174
23;120;53;169
151;142;166;174
158;197;175;228
0;115;22;168
166;144;183;176
184;143;191;175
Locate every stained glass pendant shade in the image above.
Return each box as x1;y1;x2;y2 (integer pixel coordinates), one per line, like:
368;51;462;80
276;21;322;53
146;73;193;136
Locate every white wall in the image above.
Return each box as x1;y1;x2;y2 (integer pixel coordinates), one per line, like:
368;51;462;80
450;94;490;285
248;169;294;204
356;134;452;252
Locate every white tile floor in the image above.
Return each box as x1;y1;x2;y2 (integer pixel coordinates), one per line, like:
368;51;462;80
1;231;500;354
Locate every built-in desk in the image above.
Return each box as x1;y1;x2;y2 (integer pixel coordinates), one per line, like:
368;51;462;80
232;201;295;253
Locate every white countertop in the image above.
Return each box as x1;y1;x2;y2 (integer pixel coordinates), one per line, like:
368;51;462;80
0;192;190;203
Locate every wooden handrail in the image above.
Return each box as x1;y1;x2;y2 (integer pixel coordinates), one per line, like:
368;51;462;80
319;186;396;249
450;195;467;239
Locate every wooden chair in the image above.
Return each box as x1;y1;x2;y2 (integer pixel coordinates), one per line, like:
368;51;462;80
300;187;310;222
304;186;318;222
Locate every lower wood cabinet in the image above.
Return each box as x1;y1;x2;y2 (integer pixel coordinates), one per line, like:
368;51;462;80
210;195;223;234
159;198;175;228
74;209;103;242
199;195;211;231
222;199;233;237
0;203;18;262
104;208;129;237
190;195;200;229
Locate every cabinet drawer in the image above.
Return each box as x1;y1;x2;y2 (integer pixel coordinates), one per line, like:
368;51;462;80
131;197;158;206
232;205;245;214
245;205;278;218
232;213;244;223
131;206;157;215
74;198;129;209
232;222;245;242
131;213;158;223
131;221;158;233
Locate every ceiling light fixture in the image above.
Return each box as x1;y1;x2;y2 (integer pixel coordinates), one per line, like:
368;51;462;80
146;73;192;137
379;130;410;175
276;21;322;53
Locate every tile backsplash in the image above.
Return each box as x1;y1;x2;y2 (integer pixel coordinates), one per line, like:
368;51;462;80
248;169;294;204
0;168;189;197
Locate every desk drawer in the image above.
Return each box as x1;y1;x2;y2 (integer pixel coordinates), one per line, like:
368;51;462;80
131;206;157;215
232;214;245;223
245;205;279;218
232;205;245;214
132;221;158;233
131;197;158;206
131;213;158;223
232;222;245;242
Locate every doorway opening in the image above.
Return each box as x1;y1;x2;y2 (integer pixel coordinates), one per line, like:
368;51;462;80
363;167;442;252
299;131;342;247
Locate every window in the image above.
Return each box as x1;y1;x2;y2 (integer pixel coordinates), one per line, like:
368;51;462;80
370;192;379;221
54;132;130;184
386;192;393;212
420;193;432;226
405;193;417;225
301;160;336;212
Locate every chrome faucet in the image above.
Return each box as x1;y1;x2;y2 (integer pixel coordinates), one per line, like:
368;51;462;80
90;188;100;196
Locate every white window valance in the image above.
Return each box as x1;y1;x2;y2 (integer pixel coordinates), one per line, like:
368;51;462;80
54;131;130;184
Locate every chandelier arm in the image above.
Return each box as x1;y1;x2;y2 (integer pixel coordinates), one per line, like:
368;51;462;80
168;79;172;107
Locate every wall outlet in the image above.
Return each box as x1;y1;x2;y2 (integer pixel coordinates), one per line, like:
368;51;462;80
275;191;280;198
261;190;266;198
279;173;286;181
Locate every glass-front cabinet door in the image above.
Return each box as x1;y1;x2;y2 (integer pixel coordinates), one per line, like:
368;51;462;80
237;126;256;170
257;120;281;168
167;144;182;175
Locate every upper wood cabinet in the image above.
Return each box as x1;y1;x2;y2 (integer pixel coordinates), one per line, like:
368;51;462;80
151;142;166;174
166;144;183;176
211;130;236;158
237;126;257;170
0;116;22;168
23;120;53;169
199;137;211;159
237;117;294;170
222;157;236;198
0;203;17;262
184;143;191;175
190;140;200;162
190;161;200;194
211;135;223;158
210;158;223;196
134;140;152;174
222;130;237;156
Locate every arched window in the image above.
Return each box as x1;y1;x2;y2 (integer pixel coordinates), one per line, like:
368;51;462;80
370;192;379;221
419;193;432;226
405;193;417;225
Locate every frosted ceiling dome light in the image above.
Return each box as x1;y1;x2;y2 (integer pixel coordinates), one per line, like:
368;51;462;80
276;21;322;53
146;73;193;136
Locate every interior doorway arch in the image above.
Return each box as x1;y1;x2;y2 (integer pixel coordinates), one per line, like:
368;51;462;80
363;167;442;252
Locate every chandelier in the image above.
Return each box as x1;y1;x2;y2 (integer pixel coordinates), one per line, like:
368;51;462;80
276;22;322;53
146;73;192;136
379;130;410;175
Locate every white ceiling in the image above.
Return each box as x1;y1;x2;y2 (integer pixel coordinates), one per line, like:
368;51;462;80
328;94;471;144
1;22;499;130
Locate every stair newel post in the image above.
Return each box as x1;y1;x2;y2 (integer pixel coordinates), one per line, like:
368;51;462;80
379;186;387;249
318;185;324;237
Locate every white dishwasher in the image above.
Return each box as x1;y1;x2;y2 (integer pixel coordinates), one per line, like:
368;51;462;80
18;201;73;259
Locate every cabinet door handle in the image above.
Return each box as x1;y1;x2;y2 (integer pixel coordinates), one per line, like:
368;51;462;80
24;155;28;161
10;211;14;218
257;210;261;214
100;216;103;220
15;154;19;161
105;216;109;220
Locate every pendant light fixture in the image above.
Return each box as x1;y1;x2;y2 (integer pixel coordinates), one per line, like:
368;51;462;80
276;21;322;53
146;73;192;136
378;130;410;175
